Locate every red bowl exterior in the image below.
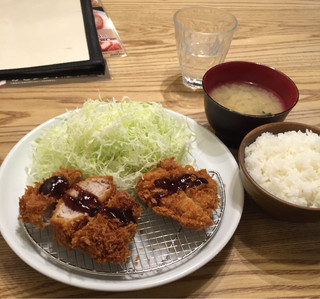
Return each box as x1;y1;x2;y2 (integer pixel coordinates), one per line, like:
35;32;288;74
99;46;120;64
203;61;299;148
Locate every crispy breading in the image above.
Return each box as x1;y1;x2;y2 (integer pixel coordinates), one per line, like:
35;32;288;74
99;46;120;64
136;157;219;230
71;190;142;264
18;167;82;228
18;182;56;228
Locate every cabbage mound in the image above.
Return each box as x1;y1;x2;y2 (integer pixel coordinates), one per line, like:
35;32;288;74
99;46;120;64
28;99;195;191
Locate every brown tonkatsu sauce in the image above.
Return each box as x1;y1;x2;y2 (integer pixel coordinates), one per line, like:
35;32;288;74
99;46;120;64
39;175;135;224
101;207;136;225
62;185;101;217
39;175;69;199
152;173;208;203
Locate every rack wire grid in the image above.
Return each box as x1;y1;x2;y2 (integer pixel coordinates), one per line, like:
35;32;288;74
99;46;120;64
23;170;226;277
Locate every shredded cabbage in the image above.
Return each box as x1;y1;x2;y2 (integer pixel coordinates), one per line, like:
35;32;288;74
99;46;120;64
28;98;195;192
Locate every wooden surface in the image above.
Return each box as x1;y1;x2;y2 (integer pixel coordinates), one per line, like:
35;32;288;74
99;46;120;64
1;0;320;297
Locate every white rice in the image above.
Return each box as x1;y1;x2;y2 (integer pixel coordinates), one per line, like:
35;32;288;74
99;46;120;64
244;130;320;208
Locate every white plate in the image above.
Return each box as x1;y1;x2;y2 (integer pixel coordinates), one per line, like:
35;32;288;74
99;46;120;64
0;109;243;291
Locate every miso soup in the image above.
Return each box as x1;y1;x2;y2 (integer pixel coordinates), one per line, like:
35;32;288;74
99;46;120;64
209;81;284;115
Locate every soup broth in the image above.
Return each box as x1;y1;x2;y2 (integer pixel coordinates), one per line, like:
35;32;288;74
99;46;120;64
209;81;284;115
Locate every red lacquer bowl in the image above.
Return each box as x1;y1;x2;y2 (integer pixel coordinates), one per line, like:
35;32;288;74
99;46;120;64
203;61;299;148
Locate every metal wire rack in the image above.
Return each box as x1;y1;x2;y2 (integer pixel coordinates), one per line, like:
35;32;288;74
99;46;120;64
23;170;225;277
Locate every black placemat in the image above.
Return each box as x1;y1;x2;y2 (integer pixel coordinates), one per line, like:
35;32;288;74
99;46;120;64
0;0;105;80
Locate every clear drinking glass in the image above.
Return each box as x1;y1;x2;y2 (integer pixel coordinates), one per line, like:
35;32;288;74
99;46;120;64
174;7;238;89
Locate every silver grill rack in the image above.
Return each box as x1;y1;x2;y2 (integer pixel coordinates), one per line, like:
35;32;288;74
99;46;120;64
23;170;225;277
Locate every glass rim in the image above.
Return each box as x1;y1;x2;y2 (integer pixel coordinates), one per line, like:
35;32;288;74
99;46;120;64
173;6;238;35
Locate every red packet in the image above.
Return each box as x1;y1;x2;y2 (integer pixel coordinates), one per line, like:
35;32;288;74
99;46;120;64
91;0;127;57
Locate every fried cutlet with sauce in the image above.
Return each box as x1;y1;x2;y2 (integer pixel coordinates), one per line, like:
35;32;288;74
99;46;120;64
50;175;116;249
20;170;142;264
136;157;219;230
71;190;142;264
51;175;141;263
18;167;82;228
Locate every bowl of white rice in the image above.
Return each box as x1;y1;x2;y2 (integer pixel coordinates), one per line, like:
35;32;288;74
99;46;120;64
238;122;320;222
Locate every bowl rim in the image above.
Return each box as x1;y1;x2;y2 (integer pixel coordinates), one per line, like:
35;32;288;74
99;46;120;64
238;121;320;211
202;61;299;118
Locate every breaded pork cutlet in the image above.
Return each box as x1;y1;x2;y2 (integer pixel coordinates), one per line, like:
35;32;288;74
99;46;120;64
136;157;219;230
18;168;82;228
50;175;116;249
20;169;142;264
51;175;142;263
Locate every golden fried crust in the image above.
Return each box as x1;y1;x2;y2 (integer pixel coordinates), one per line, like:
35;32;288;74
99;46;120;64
18;182;56;228
71;214;138;264
136;157;219;230
71;191;142;264
18;168;83;228
107;190;142;220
